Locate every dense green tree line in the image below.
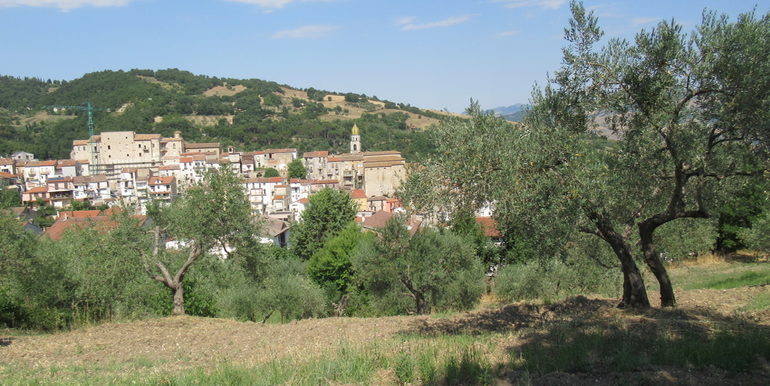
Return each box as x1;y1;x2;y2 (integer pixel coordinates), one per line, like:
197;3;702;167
0;69;441;161
0;175;491;330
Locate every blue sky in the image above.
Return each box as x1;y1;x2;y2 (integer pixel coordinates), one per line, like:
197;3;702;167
0;0;767;112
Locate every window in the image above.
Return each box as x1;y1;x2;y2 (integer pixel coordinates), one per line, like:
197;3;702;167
107;145;111;150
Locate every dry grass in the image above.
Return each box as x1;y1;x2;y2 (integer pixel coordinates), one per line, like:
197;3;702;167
0;314;426;378
278;87;448;128
2;258;768;384
135;75;179;91
15;111;76;127
203;84;246;97
183;114;234;126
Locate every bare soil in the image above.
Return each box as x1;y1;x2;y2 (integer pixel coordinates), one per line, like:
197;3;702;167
202;84;246;97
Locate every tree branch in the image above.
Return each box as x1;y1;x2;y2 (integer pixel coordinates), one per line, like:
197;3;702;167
173;241;201;284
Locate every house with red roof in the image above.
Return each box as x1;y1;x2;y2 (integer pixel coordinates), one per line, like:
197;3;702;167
22;186;49;206
148;176;177;201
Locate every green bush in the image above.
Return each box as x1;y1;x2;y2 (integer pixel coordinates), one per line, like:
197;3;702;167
653;218;718;262
353;220;486;315
738;208;770;254
220;253;327;323
495;258;621;303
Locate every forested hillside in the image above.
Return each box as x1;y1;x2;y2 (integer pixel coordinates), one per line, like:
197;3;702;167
0;69;448;160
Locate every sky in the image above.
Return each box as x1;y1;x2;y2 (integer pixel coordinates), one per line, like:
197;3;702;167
0;0;767;112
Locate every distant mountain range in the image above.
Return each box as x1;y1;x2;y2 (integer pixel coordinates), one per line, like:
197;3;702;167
488;104;529;122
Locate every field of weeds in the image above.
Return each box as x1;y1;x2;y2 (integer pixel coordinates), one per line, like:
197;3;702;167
1;256;768;385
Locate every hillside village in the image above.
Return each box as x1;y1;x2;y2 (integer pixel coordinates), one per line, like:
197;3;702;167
0;123;414;241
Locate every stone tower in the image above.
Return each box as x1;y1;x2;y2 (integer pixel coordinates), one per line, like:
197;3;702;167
350;123;361;153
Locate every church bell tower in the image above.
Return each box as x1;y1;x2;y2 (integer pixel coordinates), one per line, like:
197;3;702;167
350;123;361;153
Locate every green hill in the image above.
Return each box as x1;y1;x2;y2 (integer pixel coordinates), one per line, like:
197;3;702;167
0;69;454;160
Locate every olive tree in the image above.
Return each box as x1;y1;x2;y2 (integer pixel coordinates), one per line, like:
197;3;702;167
401;2;770;308
353;216;484;315
139;167;261;315
540;2;770;306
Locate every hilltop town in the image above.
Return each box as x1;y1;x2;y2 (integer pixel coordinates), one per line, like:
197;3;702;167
0;123;408;236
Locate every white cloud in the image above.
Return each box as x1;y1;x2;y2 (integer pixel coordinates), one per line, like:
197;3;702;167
631;16;659;26
225;0;333;9
395;16;415;26
495;0;566;10
0;0;130;10
587;2;620;18
498;30;519;37
272;24;337;39
400;14;476;31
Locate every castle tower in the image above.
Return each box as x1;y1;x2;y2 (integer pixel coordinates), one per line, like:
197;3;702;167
350;123;361;153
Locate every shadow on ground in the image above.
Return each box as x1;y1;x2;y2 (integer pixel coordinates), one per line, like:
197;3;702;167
404;296;770;385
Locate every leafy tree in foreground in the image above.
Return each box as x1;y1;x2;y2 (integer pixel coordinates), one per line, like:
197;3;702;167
0;187;20;209
287;158;307;179
291;188;356;260
140;168;260;315
538;2;770;307
308;222;372;300
402;2;770;308
353;217;484;315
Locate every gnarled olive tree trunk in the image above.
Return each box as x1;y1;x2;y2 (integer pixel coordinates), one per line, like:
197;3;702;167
588;211;650;308
140;227;202;316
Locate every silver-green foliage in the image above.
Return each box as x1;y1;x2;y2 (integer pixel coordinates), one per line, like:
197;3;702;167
738;206;770;254
353;217;485;315
401;1;770;307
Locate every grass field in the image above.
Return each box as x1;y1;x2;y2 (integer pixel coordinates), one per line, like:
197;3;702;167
1;256;768;385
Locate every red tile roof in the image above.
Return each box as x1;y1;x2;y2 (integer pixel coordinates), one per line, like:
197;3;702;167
362;211;423;235
185;142;220;149
310;179;339;184
264;148;297;154
26;186;48;193
26;160;57;167
243;177;285;184
148;176;175;185
56;159;79;167
350;189;367;199
59;210;102;219
135;133;161;140
303;151;329;158
475;217;502;238
44;215;147;241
